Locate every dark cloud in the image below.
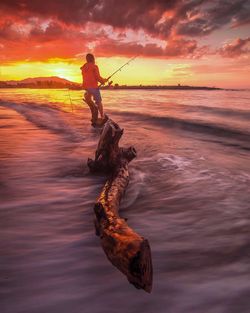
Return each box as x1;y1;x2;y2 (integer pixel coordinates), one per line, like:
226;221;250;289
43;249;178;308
176;0;250;36
0;21;20;40
90;0;178;36
29;21;93;42
218;37;250;58
94;37;207;59
1;0;249;39
0;0;96;24
0;0;179;37
176;18;216;36
95;41;164;58
30;22;64;41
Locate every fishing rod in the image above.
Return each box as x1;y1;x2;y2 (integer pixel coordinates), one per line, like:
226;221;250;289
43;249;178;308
107;55;139;80
99;55;139;87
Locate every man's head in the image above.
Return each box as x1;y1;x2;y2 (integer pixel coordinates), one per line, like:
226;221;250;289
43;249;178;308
86;53;95;63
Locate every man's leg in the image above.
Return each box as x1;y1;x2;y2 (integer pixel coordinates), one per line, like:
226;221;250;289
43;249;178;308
84;91;92;103
97;101;104;119
94;89;104;119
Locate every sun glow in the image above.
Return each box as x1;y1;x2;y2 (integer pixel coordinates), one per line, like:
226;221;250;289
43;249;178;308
1;56;249;88
0;60;82;83
1;57;184;85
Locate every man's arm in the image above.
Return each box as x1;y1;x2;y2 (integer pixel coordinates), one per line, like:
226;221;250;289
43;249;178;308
94;65;107;84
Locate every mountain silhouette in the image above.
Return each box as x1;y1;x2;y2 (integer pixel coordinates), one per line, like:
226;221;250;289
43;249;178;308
5;76;76;85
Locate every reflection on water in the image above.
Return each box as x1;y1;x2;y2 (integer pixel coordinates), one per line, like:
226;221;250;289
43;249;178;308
0;89;250;313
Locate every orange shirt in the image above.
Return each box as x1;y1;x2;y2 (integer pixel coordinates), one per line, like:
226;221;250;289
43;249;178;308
80;63;105;89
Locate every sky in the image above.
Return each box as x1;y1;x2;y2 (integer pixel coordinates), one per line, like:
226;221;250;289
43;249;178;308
0;0;249;88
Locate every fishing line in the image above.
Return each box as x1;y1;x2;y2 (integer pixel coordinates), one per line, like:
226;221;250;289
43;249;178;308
67;89;74;112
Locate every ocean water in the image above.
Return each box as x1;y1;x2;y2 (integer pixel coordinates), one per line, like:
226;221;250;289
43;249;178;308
0;88;250;313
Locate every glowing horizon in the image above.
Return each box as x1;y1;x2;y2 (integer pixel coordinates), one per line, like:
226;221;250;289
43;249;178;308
0;1;249;89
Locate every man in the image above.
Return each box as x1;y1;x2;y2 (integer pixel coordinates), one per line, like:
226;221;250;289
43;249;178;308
81;53;108;119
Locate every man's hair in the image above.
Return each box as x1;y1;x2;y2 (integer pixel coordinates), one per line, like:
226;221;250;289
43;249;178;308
86;53;95;63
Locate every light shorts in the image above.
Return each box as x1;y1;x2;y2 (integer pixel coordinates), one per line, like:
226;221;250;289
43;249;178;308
86;88;102;104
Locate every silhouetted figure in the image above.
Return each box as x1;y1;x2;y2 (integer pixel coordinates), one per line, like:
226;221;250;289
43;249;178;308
80;54;108;120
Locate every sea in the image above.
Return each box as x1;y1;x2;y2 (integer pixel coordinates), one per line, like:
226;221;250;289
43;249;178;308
0;88;250;313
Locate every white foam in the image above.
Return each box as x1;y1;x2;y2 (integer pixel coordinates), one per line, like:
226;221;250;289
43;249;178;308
121;168;146;209
156;153;191;170
136;153;191;170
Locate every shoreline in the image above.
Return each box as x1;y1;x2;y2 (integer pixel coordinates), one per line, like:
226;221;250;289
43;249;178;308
102;85;223;91
0;85;224;91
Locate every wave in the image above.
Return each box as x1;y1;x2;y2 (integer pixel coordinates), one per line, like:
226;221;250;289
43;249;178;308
2;100;249;149
111;110;250;143
0;101;83;142
172;103;250;120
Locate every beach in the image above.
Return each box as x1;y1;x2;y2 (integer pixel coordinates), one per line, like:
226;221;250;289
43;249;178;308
1;88;250;313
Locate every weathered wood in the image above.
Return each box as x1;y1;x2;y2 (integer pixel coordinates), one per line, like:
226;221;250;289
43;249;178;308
88;119;124;172
88;119;153;292
83;92;108;127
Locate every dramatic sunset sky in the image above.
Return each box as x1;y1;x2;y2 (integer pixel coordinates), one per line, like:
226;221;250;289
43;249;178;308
0;0;249;88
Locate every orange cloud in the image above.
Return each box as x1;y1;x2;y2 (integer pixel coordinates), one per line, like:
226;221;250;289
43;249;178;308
218;37;250;58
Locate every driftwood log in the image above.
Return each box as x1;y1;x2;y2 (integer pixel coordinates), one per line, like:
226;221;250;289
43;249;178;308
84;92;108;127
88;119;153;293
